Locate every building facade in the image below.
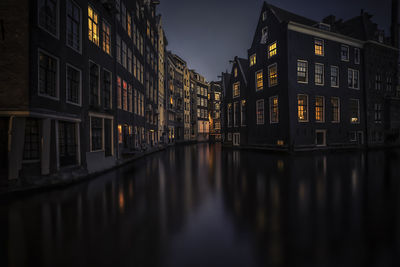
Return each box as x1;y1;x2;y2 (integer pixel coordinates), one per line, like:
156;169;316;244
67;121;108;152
191;71;210;142
209;82;222;142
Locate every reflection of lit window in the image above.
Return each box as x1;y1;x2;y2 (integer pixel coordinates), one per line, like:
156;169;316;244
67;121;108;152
315;96;325;122
298;94;308;122
268;63;278;87
233;82;240;98
315;39;324;56
349;99;360;123
268;42;277;58
250;54;256;66
88;6;99;46
256;70;263;91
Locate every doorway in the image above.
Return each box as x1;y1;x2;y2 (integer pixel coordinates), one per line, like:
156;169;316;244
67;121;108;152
58;121;77;167
315;130;327;147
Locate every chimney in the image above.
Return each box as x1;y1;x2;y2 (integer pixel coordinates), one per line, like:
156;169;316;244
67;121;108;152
391;0;399;48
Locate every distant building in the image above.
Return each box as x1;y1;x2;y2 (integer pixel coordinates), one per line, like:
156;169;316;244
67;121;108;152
191;71;210;142
157;15;167;144
222;1;400;151
209;82;223;142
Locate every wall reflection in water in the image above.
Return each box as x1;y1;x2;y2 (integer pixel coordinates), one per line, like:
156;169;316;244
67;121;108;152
1;144;400;267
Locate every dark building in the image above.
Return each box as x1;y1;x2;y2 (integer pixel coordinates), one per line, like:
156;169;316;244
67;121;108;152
191;71;209;141
209;81;222;142
222;1;400;151
0;0;161;181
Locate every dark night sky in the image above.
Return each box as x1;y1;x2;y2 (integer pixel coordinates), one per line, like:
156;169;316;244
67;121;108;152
158;0;392;82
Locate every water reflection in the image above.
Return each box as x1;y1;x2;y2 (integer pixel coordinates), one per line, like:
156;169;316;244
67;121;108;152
1;144;400;266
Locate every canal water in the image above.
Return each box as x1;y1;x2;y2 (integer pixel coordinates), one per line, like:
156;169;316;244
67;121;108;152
1;143;400;267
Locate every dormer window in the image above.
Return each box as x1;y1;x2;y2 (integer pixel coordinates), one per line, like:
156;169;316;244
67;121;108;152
262;11;267;21
250;54;256;66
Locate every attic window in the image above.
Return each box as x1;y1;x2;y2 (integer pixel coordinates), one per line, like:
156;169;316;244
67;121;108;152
262;11;267;21
261;27;268;44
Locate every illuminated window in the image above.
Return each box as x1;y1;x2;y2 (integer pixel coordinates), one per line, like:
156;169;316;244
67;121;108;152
341;45;349;61
116;35;121;63
270;96;279;123
127;13;132;37
298;94;308;122
38;50;58;99
227;104;232;127
268;42;277;58
233;82;240;98
38;0;59;37
331;97;340;123
256;99;264;125
123;80;128;111
348;69;359;89
89;61;100;106
234;67;238;78
103;70;112;109
66;0;81;51
88;6;99;46
297;60;308;83
117;76;122;109
118;124;123;144
314;39;324;56
355;48;360;64
256;70;263;91
349;99;360;123
331;66;339;87
315;96;325;122
241;100;246;126
250;54;256;66
66;64;81;105
91;117;103;151
315;63;324;85
268;63;278;87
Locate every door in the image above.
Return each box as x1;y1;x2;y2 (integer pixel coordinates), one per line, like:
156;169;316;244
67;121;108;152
316;130;326;147
58;121;77;167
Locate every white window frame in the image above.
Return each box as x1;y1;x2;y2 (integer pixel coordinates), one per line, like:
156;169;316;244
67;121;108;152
38;48;60;101
341;45;350;62
233;82;240;98
65;63;82;106
314;38;324;56
315;96;325;123
330;65;339;88
268;63;278;87
349;98;360;124
269;96;279;124
315;63;324;86
348;68;360;90
315;130;327;147
89;113;114;155
268;41;277;58
65;0;82;54
331;97;340;123
255;69;264;91
297;60;308;84
256;99;264;125
298;94;309;123
102;19;112;56
38;0;60;39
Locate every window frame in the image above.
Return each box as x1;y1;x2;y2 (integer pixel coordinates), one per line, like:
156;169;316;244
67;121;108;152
89;60;100;106
268;63;278;87
330;65;339;88
103;68;113;110
348;68;360;90
315;96;325;123
314;38;324;56
268;41;277;58
269;96;279;124
102;19;112;56
297;60;308;84
341;45;350;62
66;0;81;53
88;4;100;46
65;63;82;106
315;63;324;86
38;0;60;39
241;100;246;126
255;69;264;91
297;94;309;122
250;54;256;66
256;99;265;125
37;48;60;101
331;97;340;123
349;98;360;124
354;48;360;64
233;82;240;98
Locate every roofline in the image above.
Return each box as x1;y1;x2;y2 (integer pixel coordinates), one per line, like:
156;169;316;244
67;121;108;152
236;58;248;86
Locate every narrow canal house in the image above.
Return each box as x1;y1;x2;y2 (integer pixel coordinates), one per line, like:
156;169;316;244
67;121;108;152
223;1;400;150
191;71;210;142
0;0;161;181
209;81;223;142
224;57;249;147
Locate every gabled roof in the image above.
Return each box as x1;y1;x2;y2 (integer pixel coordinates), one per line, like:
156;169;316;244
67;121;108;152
267;2;316;26
235;57;249;86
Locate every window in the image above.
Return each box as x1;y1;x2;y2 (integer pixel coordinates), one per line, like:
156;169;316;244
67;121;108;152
355;48;360;64
341;45;349;61
116;35;121;64
117;76;122;109
256;99;264;125
348;69;359;89
387;75;393;91
268;42;277;58
122;41;127;69
256;70;263;91
374;104;383;123
38;0;58;37
102;20;111;55
315;39;324;56
128;48;132;73
118;125;123;144
91;117;103;151
128;84;132;113
103;70;112;109
127;13;132;37
349;99;360;123
315;63;324;85
121;2;126;31
315;96;325;122
262;11;267;21
270;96;279;123
23;118;40;160
250;54;256;66
268;63;278;87
88;6;99;46
123;80;128;111
241;100;246;126
233;82;240;98
261;27;268;43
234;67;238;78
375;73;382;90
66;64;81;105
227;104;232;127
298;94;308;122
234;102;239;127
38;50;58;99
297;60;308;83
89;61;100;106
331;97;340;123
330;66;339;87
66;0;81;51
